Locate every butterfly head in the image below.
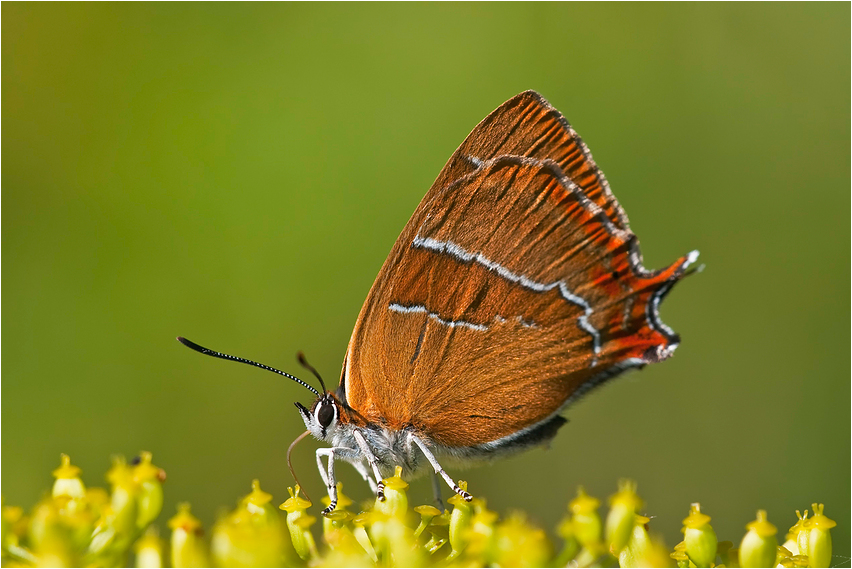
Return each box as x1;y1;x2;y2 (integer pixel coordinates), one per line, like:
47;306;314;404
296;393;342;441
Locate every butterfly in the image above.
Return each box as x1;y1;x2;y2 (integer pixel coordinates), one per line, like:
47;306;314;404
179;90;698;515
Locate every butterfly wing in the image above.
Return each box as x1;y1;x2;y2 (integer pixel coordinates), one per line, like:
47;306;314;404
340;92;697;448
430;90;630;231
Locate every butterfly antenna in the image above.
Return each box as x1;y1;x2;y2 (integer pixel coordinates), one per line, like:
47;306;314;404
287;429;312;501
297;351;327;394
176;337;321;397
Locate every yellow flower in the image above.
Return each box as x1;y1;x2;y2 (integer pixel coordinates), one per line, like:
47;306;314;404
370;509;424;567
671;540;690;568
795;509;811;560
105;456;139;535
739;510;777;568
168;503;207;568
806;503;835;568
133;526;163;568
491;512;551;568
211;479;289;567
413;504;442;539
6;454;846;569
619;514;650;568
321;482;355;537
467;499;499;562
375;465;409;519
682;503;717;567
52;454;85;501
570;486;602;548
606;479;643;554
421;509;450;556
351;510;380;563
783;509;808;556
279;485;317;561
445;480;473;562
132;452;164;529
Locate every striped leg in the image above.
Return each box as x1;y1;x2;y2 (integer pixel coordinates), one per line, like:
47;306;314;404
316;447;351;515
411;435;472;502
352;430;386;501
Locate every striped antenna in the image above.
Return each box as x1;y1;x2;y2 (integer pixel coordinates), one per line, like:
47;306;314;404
176;337;321;397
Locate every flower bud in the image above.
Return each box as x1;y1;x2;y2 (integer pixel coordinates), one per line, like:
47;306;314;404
422;510;450;555
606;479;643;554
446;481;473;561
211;479;286;567
467;500;498;563
795;510;811;560
31;516;76;569
682;503;717;567
168;503;207;568
240;479;278;526
30;493;94;565
414;504;442;538
279;485;317;561
322;507;366;564
2;504;36;566
351;511;379;563
52;454;85;501
321;482;354;537
2;504;23;546
88;507;118;557
670;541;689;568
491;512;551;568
359;510;397;564
554;515;580;567
570;486;601;548
132;452;164;530
321;510;361;558
107;456;139;535
321;510;374;568
375;466;408;519
739;510;777;568
784;510;807;556
619;514;652;568
806;503;835;568
86;487;110;515
775;544;794;567
372;511;422;567
134;526;163;568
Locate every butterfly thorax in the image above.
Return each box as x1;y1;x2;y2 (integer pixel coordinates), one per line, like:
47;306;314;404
333;422;427;480
298;392;429;479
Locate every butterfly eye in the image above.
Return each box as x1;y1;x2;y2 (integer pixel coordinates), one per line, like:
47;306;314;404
317;401;335;429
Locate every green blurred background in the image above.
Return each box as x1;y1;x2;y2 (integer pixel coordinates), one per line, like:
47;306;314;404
4;2;849;557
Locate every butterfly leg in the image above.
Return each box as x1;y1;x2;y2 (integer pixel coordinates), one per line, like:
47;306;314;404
431;471;445;511
351;459;378;493
411;434;473;502
316;447;353;515
352;429;386;501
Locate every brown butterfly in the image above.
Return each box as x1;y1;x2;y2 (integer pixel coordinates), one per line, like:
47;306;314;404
179;90;698;514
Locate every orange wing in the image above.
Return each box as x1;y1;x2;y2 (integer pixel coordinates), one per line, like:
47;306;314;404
430;90;629;231
340;92;696;447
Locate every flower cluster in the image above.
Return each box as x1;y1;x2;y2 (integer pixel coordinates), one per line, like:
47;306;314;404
2;453;165;567
1;455;840;567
